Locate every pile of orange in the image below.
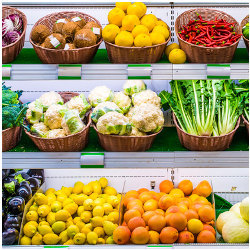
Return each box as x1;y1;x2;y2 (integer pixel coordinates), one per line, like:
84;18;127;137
113;179;216;245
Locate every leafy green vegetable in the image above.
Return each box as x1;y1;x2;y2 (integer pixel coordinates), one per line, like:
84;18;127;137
243;23;249;39
235;80;249;121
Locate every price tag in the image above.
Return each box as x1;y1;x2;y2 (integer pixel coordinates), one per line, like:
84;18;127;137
80;153;104;168
207;64;230;79
58;64;82;80
2;64;11;80
127;64;152;79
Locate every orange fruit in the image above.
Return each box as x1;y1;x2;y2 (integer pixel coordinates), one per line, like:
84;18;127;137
131;227;150;244
142;211;156;225
159;180;174;194
128;217;146;231
127;199;143;209
168;212;187;232
177;231;194;243
158;194;175;210
197;230;216;243
138;188;149;194
203;224;216;236
178;180;193;196
177;203;188;213
123;197;136;207
148;231;160;244
113;226;131;245
125;190;139;199
139;192;154;204
189;202;203;212
132;205;144;215
177;197;191;208
165;205;181;215
193;180;212;197
187;219;203;235
198;205;215;223
124;209;141;224
148;214;166;232
189;194;200;202
143;199;158;211
159;227;178;244
155;209;165;216
184;209;199;221
169;188;184;199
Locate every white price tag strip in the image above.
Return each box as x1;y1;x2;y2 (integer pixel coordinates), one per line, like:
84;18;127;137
80;153;104;168
2;64;11;80
206;64;231;79
58;65;82;80
127;64;152;79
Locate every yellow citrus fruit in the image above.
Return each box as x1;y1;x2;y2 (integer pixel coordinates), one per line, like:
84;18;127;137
73;181;84;194
38;225;53;236
76;221;85;231
47;193;57;205
63;239;74;245
107;211;119;224
62;198;74;208
73;233;86;245
47;212;56;226
74;194;88;206
31;232;43;245
189;194;200;202
150;32;165;45
51;201;62;212
169;188;185;198
93;198;105;207
39;221;49;227
34;193;48;206
115;2;131;12
134;33;152;47
83;198;94;211
43;233;60;245
67;225;80;238
141;14;157;32
108;7;126;27
122;15;140;32
57;194;67;203
97;238;106;244
132;25;149;38
59;230;69;244
29;204;39;212
87;232;98;245
26;211;38;221
52;221;66;234
106;195;120;207
81;211;92;223
82;184;93;196
90;216;104;227
115;31;134;47
26;221;38;228
103;203;113;215
168;49;186;64
81;226;91;235
93;205;105;217
104;186;118;196
156;20;168;28
20;236;32;245
89;193;99;200
165;43;180;57
23;223;37;237
73;217;81;224
94;227;105;238
45;188;56;196
77;206;85;217
64;202;78;215
127;2;146;19
102;24;120;43
152;25;169;40
37;205;50;217
61;186;72;196
55;209;71;221
187;218;203;234
99;177;108;188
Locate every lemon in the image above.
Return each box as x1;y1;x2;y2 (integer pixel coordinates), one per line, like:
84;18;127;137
127;2;146;19
63;239;74;245
73;217;81;224
38;217;46;222
82;184;93;196
38;224;53;236
103;215;108;221
106;235;115;244
29;204;39;212
73;181;84;194
43;233;60;245
55;209;71;221
23;223;37;237
50;201;61;213
85;223;93;230
93;198;105;207
92;182;102;194
47;193;57;205
104;186;117;196
26;211;38;221
102;24;120;44
83;199;94;211
132;25;149;38
80;211;92;223
97;238;105;244
152;25;169;40
45;188;56;196
76;221;85;231
156;20;168;28
115;2;131;12
34;193;48;206
165;43;180;57
61;186;72;196
187;218;203;234
69;193;77;200
108;7;125;27
89;193;99;201
90;216;104;228
74;194;88;206
31;232;43;245
52;221;66;234
77;206;85;216
37;205;50;217
87;232;98;245
93;227;105;238
103;203;113;215
47;212;56;226
59;230;69;244
122;15;140;32
134;33;152;47
103;221;118;236
93;206;104;217
81;227;91;235
107;211;119;224
73;233;86;245
39;221;49;227
57;194;67;203
150;32;165;45
168;48;186;64
62;198;74;208
26;221;38;228
141;14;157;32
106;195;120;207
99;177;108;188
99;194;108;201
66;220;74;228
67;225;79;238
20;236;32;245
64;202;78;215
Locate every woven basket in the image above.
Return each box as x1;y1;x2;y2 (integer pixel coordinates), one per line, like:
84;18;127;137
30;11;102;64
104;25;171;64
2;6;27;64
240;15;249;51
93;125;162;152
242;115;249;134
24;92;90;152
173;114;240;151
2;126;22;152
175;9;241;63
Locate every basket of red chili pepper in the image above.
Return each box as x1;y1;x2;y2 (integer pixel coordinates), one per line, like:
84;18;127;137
175;9;241;63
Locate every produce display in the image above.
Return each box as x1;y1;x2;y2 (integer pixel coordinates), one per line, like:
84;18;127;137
179;14;241;47
20;178;121;245
236;80;249;121
242;22;249;40
2;169;44;245
25;92;91;138
102;2;170;47
2;13;23;47
90;81;164;136
216;197;249;243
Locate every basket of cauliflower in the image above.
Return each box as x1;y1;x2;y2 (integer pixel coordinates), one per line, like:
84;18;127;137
90;81;164;151
24;91;91;152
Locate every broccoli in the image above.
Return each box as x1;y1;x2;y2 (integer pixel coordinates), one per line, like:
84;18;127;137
2;83;23;105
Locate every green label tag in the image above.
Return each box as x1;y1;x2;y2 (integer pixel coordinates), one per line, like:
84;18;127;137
207;64;230;79
80;153;104;168
127;64;152;79
2;64;11;80
58;64;82;80
44;246;69;248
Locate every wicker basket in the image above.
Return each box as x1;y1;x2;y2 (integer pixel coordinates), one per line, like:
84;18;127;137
240;15;249;51
173;114;240;151
242;115;249;134
175;9;241;63
24;92;91;152
93;125;162;152
2;6;27;64
2;126;22;152
29;11;102;64
104;25;171;64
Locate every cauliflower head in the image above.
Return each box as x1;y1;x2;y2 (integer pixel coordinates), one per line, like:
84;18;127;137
88;86;114;107
44;104;67;130
131;103;164;133
113;91;132;114
96;111;132;135
31;122;49;137
45;129;67;139
125;106;136;121
39;91;64;110
91;101;122;123
65;94;91;119
130;126;146;136
132;90;161;108
26;100;44;124
61;110;85;135
123;80;146;96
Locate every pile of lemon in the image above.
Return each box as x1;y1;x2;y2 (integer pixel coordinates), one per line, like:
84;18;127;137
102;2;170;47
20;178;121;245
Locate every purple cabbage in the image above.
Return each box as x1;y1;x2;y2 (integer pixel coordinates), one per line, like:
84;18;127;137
2;18;14;37
2;39;7;47
3;31;20;45
7;14;23;32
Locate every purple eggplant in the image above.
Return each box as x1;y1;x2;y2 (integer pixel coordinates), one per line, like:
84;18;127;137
2;169;10;179
4;214;21;230
2;228;18;245
27;177;40;193
27;169;44;185
9;172;29;182
17;184;32;202
7;196;25;215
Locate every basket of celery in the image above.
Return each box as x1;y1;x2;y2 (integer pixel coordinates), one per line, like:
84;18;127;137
160;80;243;151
